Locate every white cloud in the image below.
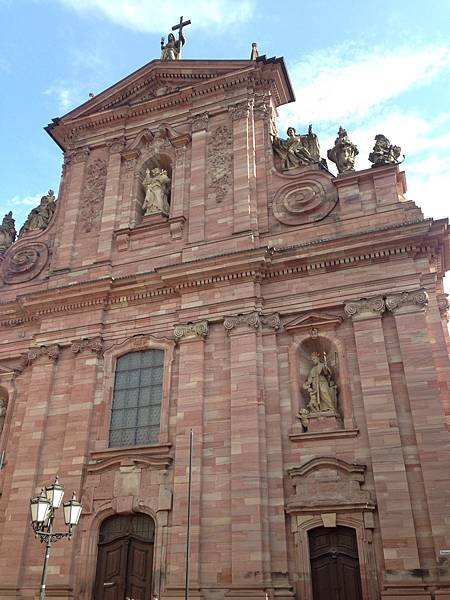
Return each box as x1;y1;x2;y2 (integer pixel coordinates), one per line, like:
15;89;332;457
9;193;43;207
44;83;82;112
57;0;255;32
280;43;450;127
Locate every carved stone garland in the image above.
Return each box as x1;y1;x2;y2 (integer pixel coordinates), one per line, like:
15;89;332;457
79;158;108;233
207;125;233;202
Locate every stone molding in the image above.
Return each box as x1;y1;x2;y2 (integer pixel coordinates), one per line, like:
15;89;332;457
385;288;429;314
173;320;209;341
21;344;61;367
70;337;103;354
191;112;209;133
344;297;385;320
223;311;281;333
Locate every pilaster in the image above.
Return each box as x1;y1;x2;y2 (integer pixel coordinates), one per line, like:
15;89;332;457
96;139;125;261
386;289;450;561
188;114;208;243
344;297;421;571
0;346;60;587
167;320;208;594
229;101;253;235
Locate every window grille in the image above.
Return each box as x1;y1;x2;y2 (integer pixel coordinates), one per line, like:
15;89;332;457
109;350;164;448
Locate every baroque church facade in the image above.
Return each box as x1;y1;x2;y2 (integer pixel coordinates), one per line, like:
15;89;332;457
1;41;450;600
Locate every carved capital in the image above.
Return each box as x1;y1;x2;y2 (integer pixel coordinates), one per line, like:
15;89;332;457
191;113;209;133
385;289;429;314
174;320;209;341
344;297;385;320
71;337;103;354
253;95;270;121
108;137;126;154
223;312;281;333
68;147;90;165
229;100;252;121
23;344;61;366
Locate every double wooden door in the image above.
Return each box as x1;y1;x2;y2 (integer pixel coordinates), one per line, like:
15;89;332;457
94;514;154;600
309;526;363;600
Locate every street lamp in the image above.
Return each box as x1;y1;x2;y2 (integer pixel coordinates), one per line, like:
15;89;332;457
30;476;82;600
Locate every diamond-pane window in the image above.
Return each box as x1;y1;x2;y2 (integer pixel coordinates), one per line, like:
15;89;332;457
109;350;164;448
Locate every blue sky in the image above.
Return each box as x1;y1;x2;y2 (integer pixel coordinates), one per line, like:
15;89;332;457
1;0;450;232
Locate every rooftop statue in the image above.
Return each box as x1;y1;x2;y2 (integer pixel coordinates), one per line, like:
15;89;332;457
369;134;403;167
327;127;359;173
161;16;191;61
142;168;171;217
0;211;16;253
19;190;56;238
273;125;321;171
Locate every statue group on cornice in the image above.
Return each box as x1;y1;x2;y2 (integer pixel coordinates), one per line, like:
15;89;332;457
19;190;56;237
0;212;16;253
273;124;402;174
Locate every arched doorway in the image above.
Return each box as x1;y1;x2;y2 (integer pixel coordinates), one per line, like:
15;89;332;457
309;526;363;600
94;513;155;600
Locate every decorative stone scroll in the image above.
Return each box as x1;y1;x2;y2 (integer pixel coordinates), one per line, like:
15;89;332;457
208;125;233;202
191;112;209;133
272;170;338;226
344;297;385;320
71;337;103;354
79;158;108;233
1;242;49;284
223;312;281;333
438;294;449;318
21;344;60;367
385;289;428;313
173;320;209;341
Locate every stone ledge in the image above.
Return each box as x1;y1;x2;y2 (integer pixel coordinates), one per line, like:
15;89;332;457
289;428;359;442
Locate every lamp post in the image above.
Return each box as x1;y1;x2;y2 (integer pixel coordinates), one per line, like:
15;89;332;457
30;476;82;600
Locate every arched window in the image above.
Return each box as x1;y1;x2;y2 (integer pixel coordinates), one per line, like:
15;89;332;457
109;350;164;448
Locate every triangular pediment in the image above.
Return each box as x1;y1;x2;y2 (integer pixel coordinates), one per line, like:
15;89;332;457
61;60;258;120
46;56;294;151
284;312;343;332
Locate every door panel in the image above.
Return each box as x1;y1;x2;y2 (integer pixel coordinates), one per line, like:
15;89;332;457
95;515;155;600
309;526;363;600
94;538;128;600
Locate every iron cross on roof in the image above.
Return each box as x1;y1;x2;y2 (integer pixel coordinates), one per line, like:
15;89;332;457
172;15;191;37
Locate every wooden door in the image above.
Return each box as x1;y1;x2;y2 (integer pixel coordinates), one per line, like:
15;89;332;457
94;514;155;600
309;526;363;600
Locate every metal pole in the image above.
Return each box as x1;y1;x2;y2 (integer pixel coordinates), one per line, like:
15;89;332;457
39;517;53;600
184;429;194;600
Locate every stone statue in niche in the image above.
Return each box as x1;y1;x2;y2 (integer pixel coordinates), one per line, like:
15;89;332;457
273;125;321;170
369;134;404;167
303;352;337;412
19;190;56;237
0;398;6;435
0;212;16;253
142;168;171;217
327;127;359;173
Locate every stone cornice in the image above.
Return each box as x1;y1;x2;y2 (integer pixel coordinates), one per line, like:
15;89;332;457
173;320;209;341
385;289;428;314
344;297;385;320
0;219;447;328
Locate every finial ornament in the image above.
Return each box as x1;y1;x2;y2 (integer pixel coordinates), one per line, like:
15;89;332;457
368;134;404;167
327;127;359;173
161;16;191;60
